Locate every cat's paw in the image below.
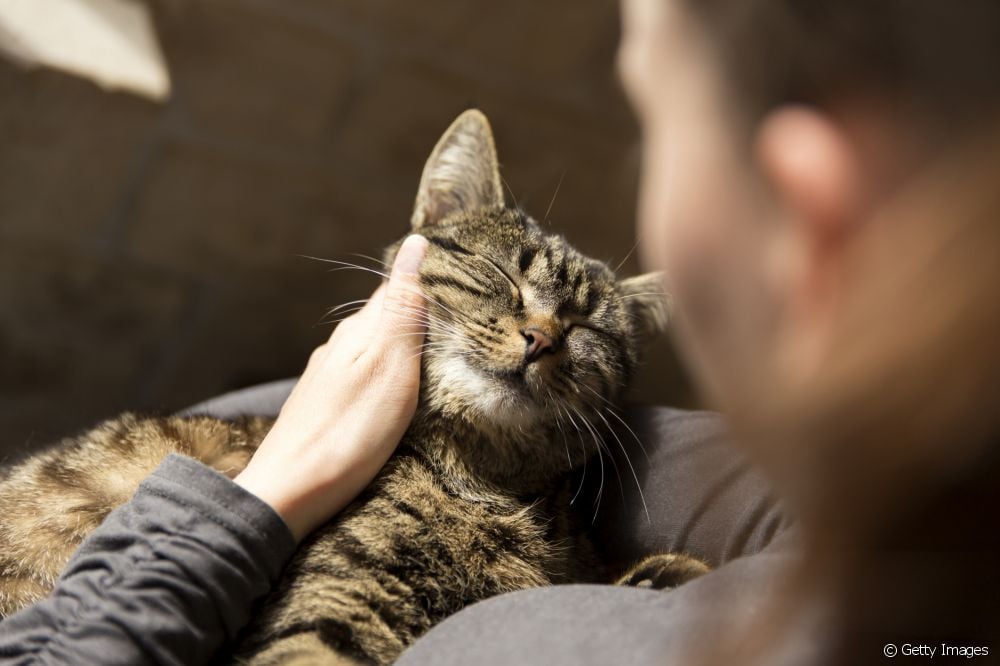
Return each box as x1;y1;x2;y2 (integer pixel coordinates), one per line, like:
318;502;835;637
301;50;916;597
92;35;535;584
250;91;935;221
615;553;710;590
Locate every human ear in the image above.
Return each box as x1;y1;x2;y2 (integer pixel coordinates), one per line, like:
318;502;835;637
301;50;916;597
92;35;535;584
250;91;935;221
755;106;868;297
754;106;867;373
755;106;864;242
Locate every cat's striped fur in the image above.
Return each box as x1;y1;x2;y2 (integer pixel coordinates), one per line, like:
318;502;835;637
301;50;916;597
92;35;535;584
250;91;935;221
0;110;706;664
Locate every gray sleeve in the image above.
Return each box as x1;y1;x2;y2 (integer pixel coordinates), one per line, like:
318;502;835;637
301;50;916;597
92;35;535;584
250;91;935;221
0;454;296;666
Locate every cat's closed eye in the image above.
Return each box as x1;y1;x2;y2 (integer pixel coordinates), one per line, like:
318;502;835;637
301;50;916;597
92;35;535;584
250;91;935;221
565;319;614;339
480;256;522;303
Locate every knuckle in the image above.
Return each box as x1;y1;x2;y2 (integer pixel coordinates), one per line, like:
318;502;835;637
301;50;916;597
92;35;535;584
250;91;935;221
352;356;420;413
332;317;363;341
389;283;424;309
308;344;328;364
336;315;359;331
356;362;384;394
402;289;426;310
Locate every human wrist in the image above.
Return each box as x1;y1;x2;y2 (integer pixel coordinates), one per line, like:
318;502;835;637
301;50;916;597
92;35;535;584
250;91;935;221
233;440;377;542
233;467;330;543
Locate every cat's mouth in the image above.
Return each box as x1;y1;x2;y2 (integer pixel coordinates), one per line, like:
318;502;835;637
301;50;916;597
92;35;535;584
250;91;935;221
484;363;557;397
485;367;527;388
429;354;548;428
477;367;538;408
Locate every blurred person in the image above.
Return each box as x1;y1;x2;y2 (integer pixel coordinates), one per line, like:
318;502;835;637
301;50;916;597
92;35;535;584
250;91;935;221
616;0;1000;662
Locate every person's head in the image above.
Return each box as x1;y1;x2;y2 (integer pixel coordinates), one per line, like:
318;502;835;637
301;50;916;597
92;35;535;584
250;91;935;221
619;2;1000;659
618;0;1000;527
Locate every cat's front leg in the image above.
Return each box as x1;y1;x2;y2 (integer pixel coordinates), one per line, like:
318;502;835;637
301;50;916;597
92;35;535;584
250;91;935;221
237;633;366;666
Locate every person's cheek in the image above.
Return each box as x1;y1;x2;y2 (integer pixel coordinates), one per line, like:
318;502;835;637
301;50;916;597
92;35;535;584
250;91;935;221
637;126;743;403
637;128;678;277
638;128;715;307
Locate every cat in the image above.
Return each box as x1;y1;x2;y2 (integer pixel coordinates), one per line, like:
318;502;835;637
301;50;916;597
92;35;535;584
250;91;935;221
0;110;707;664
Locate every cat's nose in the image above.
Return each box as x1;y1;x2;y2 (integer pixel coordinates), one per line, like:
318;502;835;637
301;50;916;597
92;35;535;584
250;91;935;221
521;327;555;364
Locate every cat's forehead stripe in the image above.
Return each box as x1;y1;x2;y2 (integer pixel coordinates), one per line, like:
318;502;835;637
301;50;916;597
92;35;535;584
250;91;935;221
518;247;536;274
427;236;473;256
556;263;569;286
422;272;489;299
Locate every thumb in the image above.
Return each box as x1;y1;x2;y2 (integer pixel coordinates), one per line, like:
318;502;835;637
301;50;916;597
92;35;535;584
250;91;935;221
378;234;429;352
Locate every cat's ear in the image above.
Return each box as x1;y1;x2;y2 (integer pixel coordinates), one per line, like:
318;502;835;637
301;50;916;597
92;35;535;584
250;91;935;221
411;109;505;229
619;272;670;340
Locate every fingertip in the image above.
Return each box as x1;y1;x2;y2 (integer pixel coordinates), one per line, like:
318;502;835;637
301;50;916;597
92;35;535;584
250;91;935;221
377;235;429;348
385;235;428;314
393;234;429;276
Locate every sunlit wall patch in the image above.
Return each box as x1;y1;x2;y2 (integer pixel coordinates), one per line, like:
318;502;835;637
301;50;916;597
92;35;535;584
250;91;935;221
0;0;171;101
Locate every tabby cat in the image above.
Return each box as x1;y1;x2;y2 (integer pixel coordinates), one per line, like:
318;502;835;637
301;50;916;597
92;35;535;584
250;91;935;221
0;110;707;664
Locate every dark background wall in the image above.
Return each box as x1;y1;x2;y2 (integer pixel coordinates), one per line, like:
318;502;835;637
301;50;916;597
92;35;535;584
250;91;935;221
0;0;695;462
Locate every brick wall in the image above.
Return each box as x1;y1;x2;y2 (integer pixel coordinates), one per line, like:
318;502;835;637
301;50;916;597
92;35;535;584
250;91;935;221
0;0;695;459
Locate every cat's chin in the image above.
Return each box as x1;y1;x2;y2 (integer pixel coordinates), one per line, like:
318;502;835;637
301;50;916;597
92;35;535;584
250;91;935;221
428;355;545;430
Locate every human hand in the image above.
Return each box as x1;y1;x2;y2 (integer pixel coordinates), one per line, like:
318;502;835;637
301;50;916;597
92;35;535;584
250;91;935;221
234;234;429;542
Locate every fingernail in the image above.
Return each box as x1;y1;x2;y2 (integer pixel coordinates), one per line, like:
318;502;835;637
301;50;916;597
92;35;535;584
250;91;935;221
395;234;428;275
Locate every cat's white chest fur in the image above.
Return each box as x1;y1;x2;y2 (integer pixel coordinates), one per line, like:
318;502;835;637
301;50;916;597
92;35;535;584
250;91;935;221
430;354;541;428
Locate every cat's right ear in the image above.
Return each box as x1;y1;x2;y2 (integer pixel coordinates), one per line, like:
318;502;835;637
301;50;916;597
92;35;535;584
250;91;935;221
619;272;670;341
411;109;505;229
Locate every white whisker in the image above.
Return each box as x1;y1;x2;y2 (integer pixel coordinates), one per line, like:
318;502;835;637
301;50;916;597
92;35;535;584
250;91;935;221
543;170;566;224
614;236;642;273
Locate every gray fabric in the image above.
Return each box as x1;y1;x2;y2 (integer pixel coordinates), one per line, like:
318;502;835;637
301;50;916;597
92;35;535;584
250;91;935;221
397;534;812;666
180;378;297;420
0;454;296;666
587;407;790;570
